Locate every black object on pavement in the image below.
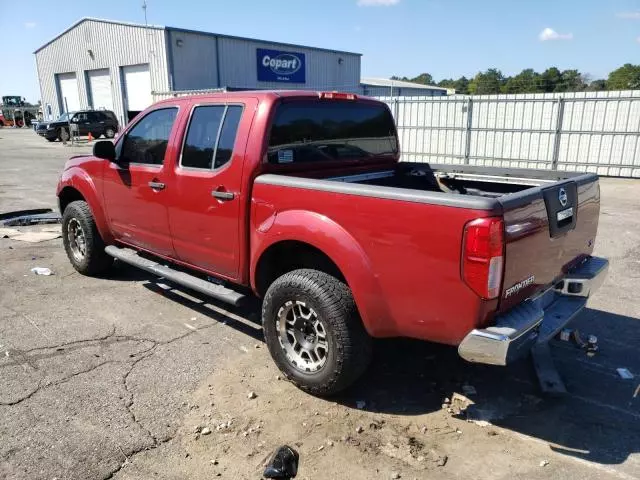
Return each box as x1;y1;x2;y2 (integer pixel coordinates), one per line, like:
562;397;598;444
263;445;299;479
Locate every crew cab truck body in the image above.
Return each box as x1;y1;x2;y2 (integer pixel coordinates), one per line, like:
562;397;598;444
56;91;608;395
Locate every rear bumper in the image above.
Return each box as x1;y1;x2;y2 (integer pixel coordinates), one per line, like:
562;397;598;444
458;256;609;366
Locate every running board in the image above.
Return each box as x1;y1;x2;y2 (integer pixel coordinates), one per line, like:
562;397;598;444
104;245;246;307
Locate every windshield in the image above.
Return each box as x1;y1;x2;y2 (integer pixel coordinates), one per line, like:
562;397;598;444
56;112;72;122
267;101;398;164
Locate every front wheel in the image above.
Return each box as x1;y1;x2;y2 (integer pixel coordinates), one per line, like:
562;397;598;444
105;127;116;138
262;269;372;396
62;200;113;275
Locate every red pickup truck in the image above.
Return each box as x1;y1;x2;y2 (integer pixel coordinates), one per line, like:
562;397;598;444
56;91;608;395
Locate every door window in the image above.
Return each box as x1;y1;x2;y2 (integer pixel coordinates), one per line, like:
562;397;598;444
181;105;244;170
74;112;89;122
215;106;243;169
120;108;178;165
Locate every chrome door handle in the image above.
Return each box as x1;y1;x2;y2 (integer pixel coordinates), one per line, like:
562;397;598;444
148;181;166;190
211;190;234;200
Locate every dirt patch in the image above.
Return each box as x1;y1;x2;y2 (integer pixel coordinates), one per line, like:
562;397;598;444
111;345;605;480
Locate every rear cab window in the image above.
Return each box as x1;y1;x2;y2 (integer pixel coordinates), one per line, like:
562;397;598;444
267;100;398;165
181;105;244;170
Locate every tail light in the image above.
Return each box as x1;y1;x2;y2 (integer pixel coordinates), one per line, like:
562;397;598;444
319;92;357;100
462;217;504;299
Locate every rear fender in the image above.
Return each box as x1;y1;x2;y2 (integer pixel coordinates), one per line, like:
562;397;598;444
251;209;394;337
57;167;113;243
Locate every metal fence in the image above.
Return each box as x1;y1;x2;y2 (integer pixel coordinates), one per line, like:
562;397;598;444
378;90;640;177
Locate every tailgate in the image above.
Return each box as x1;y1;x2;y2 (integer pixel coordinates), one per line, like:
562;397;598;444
498;174;600;312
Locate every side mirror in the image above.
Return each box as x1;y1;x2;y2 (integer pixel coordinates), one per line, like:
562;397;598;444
93;140;116;162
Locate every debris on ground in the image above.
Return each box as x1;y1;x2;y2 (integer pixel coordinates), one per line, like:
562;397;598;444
248;391;257;399
31;267;54;276
356;400;366;409
356;425;364;434
390;472;401;479
0;208;61;226
200;427;211;435
448;393;473;415
13;231;61;243
369;419;384;430
617;368;634;380
540;460;549;467
0;227;21;238
379;442;447;469
216;420;232;431
634;384;640;398
263;445;299;479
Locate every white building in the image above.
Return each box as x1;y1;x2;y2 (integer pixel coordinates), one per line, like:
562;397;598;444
360;77;451;97
35;18;362;125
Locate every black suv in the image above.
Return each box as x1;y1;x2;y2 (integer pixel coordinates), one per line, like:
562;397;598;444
39;110;119;142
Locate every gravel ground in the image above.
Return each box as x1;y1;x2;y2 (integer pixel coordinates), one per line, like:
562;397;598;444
0;128;639;480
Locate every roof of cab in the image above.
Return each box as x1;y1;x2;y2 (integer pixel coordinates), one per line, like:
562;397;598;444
152;90;372;107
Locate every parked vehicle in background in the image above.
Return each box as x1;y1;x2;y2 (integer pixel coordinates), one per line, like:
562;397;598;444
56;91;608;395
0;95;38;127
41;109;119;142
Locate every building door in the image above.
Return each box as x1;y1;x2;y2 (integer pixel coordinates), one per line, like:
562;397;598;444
87;69;113;110
57;72;80;113
122;64;152;123
102;107;179;257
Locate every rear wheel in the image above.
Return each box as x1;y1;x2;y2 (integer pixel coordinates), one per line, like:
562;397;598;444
46;137;56;142
62;200;113;275
262;269;372;396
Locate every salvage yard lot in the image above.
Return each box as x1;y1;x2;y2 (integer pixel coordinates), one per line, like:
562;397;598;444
1;127;639;480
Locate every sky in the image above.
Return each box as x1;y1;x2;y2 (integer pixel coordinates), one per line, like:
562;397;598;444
1;0;639;103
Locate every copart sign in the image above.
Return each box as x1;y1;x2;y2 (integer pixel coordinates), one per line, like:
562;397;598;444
257;48;306;83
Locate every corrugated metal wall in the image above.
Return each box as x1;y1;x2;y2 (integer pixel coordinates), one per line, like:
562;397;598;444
361;85;447;97
35;19;169;126
164;29;360;92
218;36;360;91
167;30;219;90
379;90;640;177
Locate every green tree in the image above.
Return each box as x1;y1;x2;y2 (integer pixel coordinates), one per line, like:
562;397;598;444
607;64;640;90
438;77;469;94
587;79;607;91
541;67;562;92
555;69;587;92
468;69;505;95
409;73;435;85
503;69;542;93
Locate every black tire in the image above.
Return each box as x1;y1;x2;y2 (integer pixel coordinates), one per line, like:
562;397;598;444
62;200;113;275
262;269;372;396
105;127;116;139
58;128;69;142
46;137;56;142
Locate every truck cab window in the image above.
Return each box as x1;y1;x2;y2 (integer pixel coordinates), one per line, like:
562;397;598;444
121;108;178;165
214;106;243;169
181;106;225;169
267;101;398;164
181;105;243;170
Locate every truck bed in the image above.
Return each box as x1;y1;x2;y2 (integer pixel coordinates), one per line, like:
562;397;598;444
256;162;600;330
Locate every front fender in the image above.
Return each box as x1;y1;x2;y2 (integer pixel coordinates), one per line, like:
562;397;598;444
57;166;114;244
250;209;395;337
